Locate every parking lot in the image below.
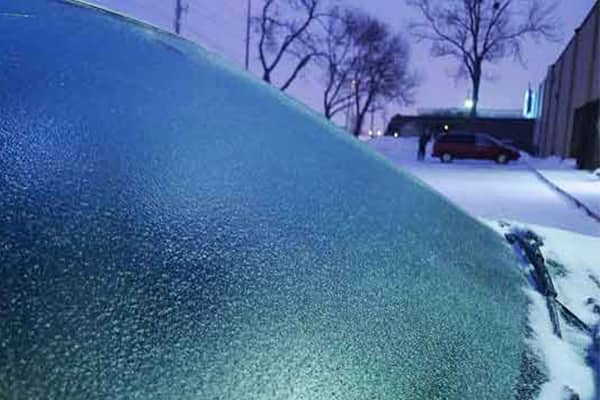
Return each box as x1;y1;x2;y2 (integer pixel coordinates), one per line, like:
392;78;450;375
367;137;600;237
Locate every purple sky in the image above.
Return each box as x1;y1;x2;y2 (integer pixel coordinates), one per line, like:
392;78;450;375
91;0;596;128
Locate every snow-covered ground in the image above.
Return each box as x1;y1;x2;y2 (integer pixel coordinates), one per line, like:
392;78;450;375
523;155;600;219
534;167;600;218
368;137;600;400
367;137;600;237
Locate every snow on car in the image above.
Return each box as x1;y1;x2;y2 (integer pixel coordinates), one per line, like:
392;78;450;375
488;221;600;400
369;136;600;399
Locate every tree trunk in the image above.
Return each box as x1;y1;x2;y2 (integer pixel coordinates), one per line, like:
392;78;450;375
280;54;312;91
263;70;271;84
324;102;332;119
353;113;364;136
353;90;362;136
470;66;481;118
353;90;374;137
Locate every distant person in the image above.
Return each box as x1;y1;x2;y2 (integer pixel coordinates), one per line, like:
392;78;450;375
417;130;431;161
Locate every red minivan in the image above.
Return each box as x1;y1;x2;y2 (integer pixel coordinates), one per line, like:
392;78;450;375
432;133;521;164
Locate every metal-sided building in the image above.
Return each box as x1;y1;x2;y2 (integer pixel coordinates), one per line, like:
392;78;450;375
534;1;600;169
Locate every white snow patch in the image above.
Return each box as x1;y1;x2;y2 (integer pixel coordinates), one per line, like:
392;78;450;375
532;224;600;328
535;169;600;217
525;153;600;217
487;220;600;400
527;289;595;399
525;154;578;171
367;137;600;237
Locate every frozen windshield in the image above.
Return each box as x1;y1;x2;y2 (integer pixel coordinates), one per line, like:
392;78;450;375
0;1;526;399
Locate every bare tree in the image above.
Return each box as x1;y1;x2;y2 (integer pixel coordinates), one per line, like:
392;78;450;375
344;11;418;136
319;8;356;120
318;9;418;134
255;0;326;91
407;0;557;116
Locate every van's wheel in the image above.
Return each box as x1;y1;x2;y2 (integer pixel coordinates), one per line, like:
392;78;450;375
441;153;453;163
496;154;508;164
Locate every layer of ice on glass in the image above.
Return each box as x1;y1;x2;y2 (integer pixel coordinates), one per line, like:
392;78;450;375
0;1;526;399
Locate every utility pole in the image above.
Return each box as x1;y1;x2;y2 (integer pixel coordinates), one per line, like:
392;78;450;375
244;0;252;70
174;0;188;35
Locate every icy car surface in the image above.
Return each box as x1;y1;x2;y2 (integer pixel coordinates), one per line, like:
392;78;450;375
0;1;527;399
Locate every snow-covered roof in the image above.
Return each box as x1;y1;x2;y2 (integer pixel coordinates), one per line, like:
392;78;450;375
417;107;525;119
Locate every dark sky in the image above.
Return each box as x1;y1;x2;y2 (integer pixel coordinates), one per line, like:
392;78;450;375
91;0;596;129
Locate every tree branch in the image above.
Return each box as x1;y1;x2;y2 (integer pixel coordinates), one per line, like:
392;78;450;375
280;53;312;90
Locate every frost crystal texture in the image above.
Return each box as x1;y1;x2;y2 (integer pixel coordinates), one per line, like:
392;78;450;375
0;1;526;399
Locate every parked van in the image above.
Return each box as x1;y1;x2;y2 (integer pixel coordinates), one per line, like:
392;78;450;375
433;133;520;164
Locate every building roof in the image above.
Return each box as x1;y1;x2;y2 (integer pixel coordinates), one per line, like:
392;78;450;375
416;107;524;119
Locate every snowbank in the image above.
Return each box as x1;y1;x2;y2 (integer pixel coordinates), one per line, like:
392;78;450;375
488;221;600;400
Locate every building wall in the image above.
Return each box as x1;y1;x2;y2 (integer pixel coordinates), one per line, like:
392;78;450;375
544;60;562;155
573;14;596;111
556;40;576;154
535;1;600;161
592;4;598;96
386;115;535;153
534;70;551;153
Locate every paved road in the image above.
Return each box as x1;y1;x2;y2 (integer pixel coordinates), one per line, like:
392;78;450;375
368;138;600;237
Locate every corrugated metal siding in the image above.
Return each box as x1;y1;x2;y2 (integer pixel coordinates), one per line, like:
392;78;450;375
573;13;596;111
533;80;546;153
539;70;554;156
535;1;600;159
555;40;576;154
593;5;600;100
548;59;563;155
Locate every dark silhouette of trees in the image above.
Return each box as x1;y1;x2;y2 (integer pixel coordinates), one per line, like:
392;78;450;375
255;0;326;91
319;8;356;120
407;0;557;116
254;2;418;135
319;9;418;135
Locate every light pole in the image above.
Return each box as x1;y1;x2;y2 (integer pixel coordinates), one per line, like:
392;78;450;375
245;0;252;70
174;0;188;35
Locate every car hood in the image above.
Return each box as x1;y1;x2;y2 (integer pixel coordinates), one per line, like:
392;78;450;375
0;1;527;399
